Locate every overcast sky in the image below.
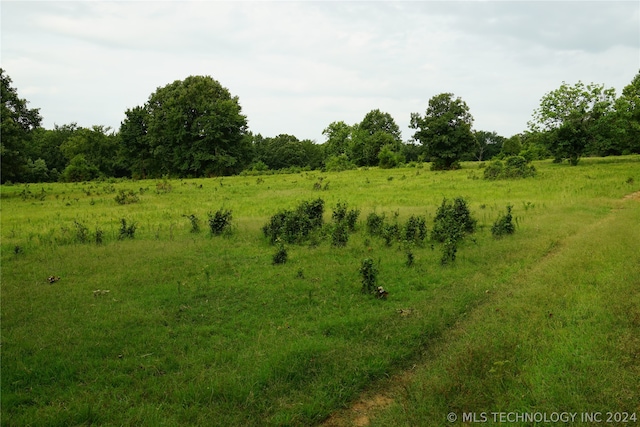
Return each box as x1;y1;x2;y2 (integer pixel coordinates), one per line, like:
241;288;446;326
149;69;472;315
2;1;639;143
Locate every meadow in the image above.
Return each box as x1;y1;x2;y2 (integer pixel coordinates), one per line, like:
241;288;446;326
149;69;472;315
1;156;639;426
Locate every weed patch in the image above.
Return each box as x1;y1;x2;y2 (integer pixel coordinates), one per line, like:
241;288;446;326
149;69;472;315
208;209;233;235
114;189;139;205
492;205;515;238
118;218;137;239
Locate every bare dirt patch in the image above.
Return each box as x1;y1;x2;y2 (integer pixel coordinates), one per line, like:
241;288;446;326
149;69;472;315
322;394;394;427
623;190;640;200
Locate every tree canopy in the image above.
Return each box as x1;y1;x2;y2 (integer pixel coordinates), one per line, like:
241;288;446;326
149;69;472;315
121;75;250;177
1;68;42;183
2;68;638;183
528;81;617;165
410;93;475;170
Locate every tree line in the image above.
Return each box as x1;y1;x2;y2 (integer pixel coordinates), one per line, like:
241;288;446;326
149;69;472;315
2;69;639;183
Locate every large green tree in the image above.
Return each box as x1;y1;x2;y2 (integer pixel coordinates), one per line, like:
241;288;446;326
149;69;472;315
322;121;352;158
529;81;616;165
59;125;120;177
119;106;153;178
611;71;640;155
348;109;402;167
121;75;250;177
471;130;504;161
410;93;475;169
256;134;322;170
28;124;79;176
1;69;42;183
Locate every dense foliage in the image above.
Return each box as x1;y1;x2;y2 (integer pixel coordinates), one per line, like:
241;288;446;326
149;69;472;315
410;93;476;170
1;69;639;183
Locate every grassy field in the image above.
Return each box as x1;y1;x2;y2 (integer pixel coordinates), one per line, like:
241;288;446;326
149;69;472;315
2;157;639;426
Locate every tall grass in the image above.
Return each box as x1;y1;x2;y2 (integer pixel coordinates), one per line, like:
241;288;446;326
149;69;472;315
1;156;639;425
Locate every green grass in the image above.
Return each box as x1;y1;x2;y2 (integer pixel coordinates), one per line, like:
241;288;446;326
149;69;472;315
2;156;639;426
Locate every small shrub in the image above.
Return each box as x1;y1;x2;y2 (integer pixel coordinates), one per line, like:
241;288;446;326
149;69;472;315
312;177;329;191
262;199;324;244
406;247;415;267
331;222;349;247
114;189;139;205
184;214;200;233
74;221;90;243
484;156;536;180
332;201;348;223
382;223;400;247
483;160;504;180
360;258;378;295
404;215;427;244
345;208;360;231
118;219;137;240
441;238;458;265
366;212;385;236
432;197;476;264
431;197;476;243
325;154;356;172
272;242;288;264
208;209;233;235
156;177;173;193
492;205;516;237
95;228;104;245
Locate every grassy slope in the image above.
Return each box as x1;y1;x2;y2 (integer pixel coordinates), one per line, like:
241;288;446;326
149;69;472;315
369;193;640;427
1;157;639;426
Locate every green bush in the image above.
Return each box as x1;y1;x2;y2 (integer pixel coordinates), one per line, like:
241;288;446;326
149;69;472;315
366;212;385;236
74;221;90;243
484;156;536;180
262;199;324;244
331;221;349;247
378;145;403;169
118;219;137;240
114;189;139;205
492;205;516;237
345;207;360;231
208;209;233;235
324;154;356;172
431;197;476;243
184;214;200;233
404;215;427;244
272;242;288;264
432;197;477;264
360;258;378;295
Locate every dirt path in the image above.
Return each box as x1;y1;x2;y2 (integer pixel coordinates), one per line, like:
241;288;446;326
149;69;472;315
320;190;640;427
321;371;413;427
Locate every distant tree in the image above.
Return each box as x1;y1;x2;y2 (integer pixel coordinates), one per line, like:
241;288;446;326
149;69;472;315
259;134;317;170
60;154;100;182
29;124;78;176
1;69;42;183
501;134;522;157
119;106;154;178
358;109;402;142
518;131;550;161
529;81;616;165
472;130;504;161
400;141;425;163
322;121;352;158
410;93;475;170
123;75;250;177
348;109;402;167
300;139;324;170
60;125;120;177
378;144;404;168
611;71;640;155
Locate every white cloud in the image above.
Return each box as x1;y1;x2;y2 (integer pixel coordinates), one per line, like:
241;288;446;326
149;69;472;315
2;1;638;142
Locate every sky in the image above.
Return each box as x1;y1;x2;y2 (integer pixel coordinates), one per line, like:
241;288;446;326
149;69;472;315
2;1;639;144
